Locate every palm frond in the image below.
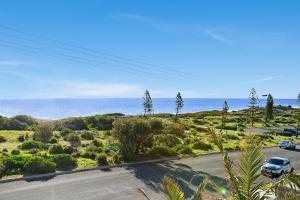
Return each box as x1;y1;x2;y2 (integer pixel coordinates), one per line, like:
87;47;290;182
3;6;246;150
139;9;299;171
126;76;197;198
163;176;185;200
192;176;209;200
238;143;264;199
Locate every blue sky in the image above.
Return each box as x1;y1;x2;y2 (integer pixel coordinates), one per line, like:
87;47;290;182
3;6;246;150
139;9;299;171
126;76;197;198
0;0;299;99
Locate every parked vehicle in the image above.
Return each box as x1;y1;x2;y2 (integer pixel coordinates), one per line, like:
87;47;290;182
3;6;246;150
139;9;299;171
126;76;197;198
279;140;296;149
261;157;294;178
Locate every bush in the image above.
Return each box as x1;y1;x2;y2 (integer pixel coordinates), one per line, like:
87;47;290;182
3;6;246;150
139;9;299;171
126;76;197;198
24;157;56;175
97;153;108;166
11;149;20;155
3;155;32;175
50;154;77;171
223;133;239;140
60;118;88;131
96;146;103;153
34;122;53;143
20;140;45;150
112;154;123;164
153;134;181;148
59;128;72;137
81;131;94;140
112;118;151;156
0;136;6;143
80;151;96;159
149;118;164;133
49;137;58;144
0;160;4;178
150;146;177;157
29;148;39;154
177;145;193;154
191;141;213;150
67;133;81;148
92;139;103;147
86;115;114;130
63;145;74;154
49;144;64;154
164;123;185;137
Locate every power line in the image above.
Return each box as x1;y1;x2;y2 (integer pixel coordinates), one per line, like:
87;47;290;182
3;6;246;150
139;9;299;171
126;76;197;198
0;24;196;78
0;39;181;81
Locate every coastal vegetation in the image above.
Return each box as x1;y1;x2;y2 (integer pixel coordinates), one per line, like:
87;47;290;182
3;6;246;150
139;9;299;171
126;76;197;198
0;90;299;178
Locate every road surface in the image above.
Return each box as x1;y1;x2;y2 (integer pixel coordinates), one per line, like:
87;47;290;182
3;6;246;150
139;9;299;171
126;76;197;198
0;146;299;200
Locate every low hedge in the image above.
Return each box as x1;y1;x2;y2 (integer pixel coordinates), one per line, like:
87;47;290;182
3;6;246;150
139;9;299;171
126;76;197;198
149;146;177;157
50;154;77;171
19;140;45;150
24;157;56;175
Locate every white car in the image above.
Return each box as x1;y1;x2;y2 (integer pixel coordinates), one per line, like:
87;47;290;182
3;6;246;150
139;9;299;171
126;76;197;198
261;157;294;178
279;140;296;149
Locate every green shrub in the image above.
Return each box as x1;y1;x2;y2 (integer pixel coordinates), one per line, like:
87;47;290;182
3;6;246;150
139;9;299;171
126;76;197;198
20;140;45;150
164;123;185;137
96;146;103;153
49;144;64;154
24;157;56;175
67;133;81;148
63;145;74;154
223;133;239;140
49;137;58;144
80;151;96;159
11;149;20;155
276;131;294;137
60;128;72;137
177;145;193;154
153;134;181;148
81;131;94;140
150;146;177;157
191;141;213;150
92;139;103;147
28;148;39;154
34;122;53;143
97;153;108;166
112;154;123;164
0;136;6;143
50;154;77;170
3;155;32;175
0;160;4;178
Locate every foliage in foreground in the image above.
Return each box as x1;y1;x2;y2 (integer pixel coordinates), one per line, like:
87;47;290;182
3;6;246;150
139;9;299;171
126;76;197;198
163;127;300;200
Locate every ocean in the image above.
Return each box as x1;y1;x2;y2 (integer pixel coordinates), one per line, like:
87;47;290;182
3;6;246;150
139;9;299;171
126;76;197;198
0;98;298;119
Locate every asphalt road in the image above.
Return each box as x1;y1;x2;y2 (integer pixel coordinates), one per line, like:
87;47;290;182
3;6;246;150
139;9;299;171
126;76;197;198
0;146;299;200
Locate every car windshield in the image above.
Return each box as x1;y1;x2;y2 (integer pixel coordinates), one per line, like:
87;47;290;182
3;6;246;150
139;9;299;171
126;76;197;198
268;159;284;165
280;141;289;144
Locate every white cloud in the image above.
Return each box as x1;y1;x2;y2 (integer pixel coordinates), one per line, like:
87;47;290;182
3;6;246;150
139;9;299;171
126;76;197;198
204;30;230;43
0;60;30;67
252;75;284;83
111;13;231;43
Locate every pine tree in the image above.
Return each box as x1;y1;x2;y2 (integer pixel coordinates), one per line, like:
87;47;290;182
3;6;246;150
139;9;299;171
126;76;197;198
248;88;258;127
221;101;229;131
264;94;274;126
143;90;153;116
175;92;184;121
297;93;300;128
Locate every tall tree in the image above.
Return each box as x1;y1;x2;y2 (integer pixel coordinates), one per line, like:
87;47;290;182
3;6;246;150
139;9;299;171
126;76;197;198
221;101;229;131
175;92;184;121
264;94;274;126
297;93;300;128
143;90;153;116
248;88;258;127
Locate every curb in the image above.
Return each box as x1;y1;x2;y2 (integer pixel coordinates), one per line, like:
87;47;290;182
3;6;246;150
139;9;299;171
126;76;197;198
0;145;280;184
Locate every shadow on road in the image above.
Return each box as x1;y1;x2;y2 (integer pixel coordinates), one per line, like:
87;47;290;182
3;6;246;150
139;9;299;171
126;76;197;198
125;161;228;198
24;175;56;182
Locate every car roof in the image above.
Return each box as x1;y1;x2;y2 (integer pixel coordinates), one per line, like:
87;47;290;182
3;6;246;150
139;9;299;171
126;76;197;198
280;140;291;142
269;157;289;161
